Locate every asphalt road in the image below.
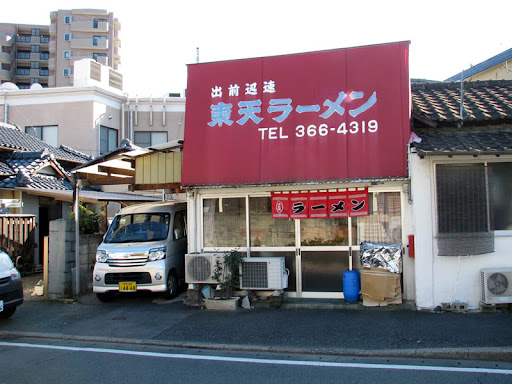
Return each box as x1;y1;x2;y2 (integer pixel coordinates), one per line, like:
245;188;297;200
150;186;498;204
1;290;511;363
1;338;511;384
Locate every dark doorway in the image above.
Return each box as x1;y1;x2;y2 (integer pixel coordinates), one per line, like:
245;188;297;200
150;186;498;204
38;199;62;264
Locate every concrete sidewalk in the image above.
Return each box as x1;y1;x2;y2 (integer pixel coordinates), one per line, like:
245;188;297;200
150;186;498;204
1;290;511;362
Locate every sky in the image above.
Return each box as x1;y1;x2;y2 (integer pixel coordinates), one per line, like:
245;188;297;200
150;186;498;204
3;0;511;97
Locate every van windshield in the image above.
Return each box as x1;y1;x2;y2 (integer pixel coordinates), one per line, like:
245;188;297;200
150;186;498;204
103;213;171;243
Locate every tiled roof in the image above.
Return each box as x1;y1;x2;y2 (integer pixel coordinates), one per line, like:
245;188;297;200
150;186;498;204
412;128;512;157
445;48;512;81
411;80;512;156
0;149;68;176
0;173;72;190
0;122;92;164
0;150;71;189
412;80;512;126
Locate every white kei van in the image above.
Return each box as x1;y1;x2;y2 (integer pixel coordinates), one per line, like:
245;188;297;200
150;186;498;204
93;201;187;302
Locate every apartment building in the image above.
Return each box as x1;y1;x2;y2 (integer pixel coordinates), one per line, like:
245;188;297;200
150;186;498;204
0;23;51;88
0;8;120;89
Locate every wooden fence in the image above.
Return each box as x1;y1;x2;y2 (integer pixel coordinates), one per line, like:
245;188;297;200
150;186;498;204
0;214;36;271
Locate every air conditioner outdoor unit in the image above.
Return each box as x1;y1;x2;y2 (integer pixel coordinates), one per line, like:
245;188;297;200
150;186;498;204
481;267;512;304
240;257;288;290
185;253;227;284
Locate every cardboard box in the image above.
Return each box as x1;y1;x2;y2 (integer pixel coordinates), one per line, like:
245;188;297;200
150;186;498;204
362;293;402;307
360;268;402;306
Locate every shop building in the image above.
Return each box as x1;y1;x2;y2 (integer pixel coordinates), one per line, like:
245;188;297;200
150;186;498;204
182;42;415;300
410;79;512;310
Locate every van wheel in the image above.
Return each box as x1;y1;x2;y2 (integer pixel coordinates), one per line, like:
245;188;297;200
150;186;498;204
163;271;178;299
96;292;115;302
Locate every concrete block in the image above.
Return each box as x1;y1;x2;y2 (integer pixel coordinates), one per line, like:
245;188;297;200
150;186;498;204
480;302;496;313
441;301;468;312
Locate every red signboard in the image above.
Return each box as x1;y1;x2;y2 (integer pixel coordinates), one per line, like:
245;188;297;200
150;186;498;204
182;41;410;187
289;192;309;219
271;189;369;219
347;188;370;217
328;190;349;218
309;191;329;219
271;192;290;219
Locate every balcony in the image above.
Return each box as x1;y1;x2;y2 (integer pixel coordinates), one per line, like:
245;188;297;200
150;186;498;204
95;55;108;66
71;38;108;50
49;24;57;36
0;68;14;82
48;58;56;70
71;20;108;33
72;9;109;17
49;41;57;53
0;51;13;64
48;75;56;87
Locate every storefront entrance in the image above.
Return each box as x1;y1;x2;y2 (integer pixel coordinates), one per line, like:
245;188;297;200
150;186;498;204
201;190;402;298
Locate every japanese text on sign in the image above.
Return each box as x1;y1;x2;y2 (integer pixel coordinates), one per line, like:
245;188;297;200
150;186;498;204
208;81;378;129
271;189;369;219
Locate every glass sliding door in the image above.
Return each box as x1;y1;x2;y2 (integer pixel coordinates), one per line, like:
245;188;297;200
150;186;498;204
249;197;296;292
200;190;403;298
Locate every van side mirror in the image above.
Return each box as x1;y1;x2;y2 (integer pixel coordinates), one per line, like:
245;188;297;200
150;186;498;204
174;228;183;240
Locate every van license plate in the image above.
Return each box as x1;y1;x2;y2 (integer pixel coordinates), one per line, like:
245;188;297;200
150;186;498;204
119;282;136;292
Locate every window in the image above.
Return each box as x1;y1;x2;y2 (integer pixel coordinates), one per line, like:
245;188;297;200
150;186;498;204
39;68;49;76
64;16;71;24
40;52;49;60
134;131;168;148
25;126;58;147
17;35;31;43
356;192;402;244
93;52;107;62
64;33;71;42
31;29;40;37
17;67;30;76
63;50;71;59
100;126;118;155
250;197;295;247
103;213;171;244
17;51;31;60
31;45;40;53
202;191;403;251
173;211;187;240
93;18;107;28
93;35;107;47
30;61;40;69
30;78;39;84
436;164;496;256
489;163;512;230
40;36;50;44
63;68;70;77
203;197;246;248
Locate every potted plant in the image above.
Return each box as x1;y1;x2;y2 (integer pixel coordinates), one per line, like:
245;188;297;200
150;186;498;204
204;251;242;310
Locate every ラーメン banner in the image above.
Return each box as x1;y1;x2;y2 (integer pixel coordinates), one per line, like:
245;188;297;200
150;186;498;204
271;189;369;219
182;41;410;186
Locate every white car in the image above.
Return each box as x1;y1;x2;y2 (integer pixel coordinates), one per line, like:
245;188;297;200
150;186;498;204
93;201;187;302
0;251;23;319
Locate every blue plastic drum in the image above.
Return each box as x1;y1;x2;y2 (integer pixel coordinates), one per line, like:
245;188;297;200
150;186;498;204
343;270;360;302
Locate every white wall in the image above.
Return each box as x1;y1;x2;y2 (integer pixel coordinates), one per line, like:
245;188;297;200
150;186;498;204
411;153;512;310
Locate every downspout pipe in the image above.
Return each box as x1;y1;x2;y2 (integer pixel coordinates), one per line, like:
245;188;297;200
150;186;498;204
72;175;80;296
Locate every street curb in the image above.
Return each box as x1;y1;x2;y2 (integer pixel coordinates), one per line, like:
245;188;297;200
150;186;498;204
1;330;511;362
